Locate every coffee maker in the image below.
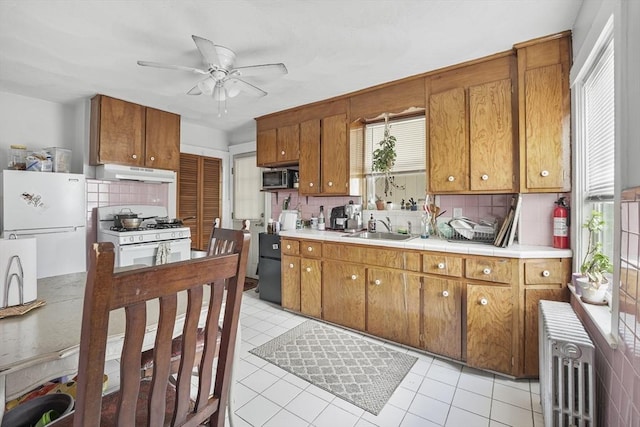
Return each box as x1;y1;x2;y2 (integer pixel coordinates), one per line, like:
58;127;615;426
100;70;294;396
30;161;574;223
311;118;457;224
330;206;347;230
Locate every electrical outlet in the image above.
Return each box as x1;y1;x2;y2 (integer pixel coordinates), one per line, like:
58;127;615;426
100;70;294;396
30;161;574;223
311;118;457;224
453;208;463;218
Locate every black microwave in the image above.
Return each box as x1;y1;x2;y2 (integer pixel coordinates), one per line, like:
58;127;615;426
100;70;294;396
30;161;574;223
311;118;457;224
262;169;295;190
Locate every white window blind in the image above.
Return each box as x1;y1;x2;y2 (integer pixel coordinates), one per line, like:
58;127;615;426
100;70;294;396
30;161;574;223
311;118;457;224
364;116;426;174
584;38;615;200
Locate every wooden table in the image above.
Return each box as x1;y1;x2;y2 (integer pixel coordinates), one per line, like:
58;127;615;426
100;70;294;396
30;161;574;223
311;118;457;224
0;271;218;422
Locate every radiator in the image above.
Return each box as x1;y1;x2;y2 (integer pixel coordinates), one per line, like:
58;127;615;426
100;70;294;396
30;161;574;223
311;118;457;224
539;300;596;427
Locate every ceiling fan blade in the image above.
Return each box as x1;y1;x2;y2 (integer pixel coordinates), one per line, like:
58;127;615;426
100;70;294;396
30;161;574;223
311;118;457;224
137;60;208;75
233;63;288;77
192;35;221;67
187;85;202;95
226;78;267;97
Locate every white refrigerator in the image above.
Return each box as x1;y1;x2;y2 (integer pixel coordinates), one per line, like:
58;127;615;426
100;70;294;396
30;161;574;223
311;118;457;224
1;170;86;278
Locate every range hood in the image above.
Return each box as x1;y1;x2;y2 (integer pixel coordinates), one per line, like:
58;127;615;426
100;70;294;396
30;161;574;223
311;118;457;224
95;164;176;183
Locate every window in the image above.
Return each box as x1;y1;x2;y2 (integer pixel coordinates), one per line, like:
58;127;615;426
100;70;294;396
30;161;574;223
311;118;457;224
364;116;426;206
574;26;615;298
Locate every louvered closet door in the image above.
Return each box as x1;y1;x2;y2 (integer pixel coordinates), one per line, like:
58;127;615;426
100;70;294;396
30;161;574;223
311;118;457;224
200;157;221;251
179;154;199;249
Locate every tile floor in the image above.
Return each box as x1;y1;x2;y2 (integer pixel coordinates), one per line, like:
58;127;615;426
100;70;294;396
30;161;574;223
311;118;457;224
105;290;544;427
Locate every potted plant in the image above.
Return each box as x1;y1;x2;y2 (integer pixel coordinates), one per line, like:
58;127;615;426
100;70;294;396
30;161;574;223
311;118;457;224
372;114;405;199
576;210;613;303
375;195;385;210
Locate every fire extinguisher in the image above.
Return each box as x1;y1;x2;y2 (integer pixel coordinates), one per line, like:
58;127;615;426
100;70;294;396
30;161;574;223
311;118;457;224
553;197;570;249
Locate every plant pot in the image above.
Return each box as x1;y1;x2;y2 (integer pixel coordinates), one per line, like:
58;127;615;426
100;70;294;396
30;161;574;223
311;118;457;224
576;276;608;304
375;200;385;210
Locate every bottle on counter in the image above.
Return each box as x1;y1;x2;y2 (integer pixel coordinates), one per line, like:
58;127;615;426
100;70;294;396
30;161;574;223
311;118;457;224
318;205;325;231
368;214;376;233
296;206;303;229
420;213;430;239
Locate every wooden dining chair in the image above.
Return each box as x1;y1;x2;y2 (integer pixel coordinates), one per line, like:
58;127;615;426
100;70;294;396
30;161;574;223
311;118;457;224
139;218;250;379
52;225;250;426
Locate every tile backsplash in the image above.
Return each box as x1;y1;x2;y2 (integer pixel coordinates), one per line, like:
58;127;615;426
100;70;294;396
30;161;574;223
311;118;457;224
276;192;567;246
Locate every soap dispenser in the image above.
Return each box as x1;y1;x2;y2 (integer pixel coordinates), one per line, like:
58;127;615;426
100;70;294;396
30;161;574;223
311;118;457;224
368;214;376;233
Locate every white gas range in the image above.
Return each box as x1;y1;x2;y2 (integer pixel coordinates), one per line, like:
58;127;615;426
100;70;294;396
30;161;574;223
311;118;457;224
96;205;192;268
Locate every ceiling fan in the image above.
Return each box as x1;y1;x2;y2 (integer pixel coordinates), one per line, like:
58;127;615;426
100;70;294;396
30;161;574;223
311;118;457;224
137;35;287;114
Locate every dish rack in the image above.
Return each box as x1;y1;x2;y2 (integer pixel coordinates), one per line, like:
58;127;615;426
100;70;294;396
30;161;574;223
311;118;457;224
439;218;497;243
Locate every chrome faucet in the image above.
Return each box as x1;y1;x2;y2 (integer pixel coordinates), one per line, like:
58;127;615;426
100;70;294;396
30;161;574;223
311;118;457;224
377;217;392;232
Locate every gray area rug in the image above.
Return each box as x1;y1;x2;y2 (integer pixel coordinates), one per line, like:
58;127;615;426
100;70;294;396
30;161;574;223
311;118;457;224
249;320;417;415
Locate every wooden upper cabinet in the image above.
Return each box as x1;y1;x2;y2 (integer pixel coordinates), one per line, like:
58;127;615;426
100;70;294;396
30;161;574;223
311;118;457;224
469;79;514;191
428;87;468;192
90;94;180;171
299;118;321;195
256;128;277;167
321;113;349;195
276;124;300;163
427;54;516;194
515;32;571;192
90;95;145;167
145;107;180;171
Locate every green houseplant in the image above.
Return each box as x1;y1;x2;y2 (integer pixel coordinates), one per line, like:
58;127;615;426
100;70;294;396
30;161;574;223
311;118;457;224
372;114;404;199
577;210;613;303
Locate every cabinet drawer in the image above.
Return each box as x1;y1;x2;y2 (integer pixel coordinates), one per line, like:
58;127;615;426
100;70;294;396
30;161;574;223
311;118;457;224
524;259;570;284
466;258;513;284
423;254;463;277
323;242;420;271
301;240;322;258
281;239;300;255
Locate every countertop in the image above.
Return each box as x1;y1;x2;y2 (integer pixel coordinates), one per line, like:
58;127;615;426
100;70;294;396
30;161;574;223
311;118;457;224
278;229;573;259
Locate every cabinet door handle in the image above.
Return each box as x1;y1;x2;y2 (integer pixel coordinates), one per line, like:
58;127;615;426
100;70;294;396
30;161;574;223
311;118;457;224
448;175;455;182
442;290;449;297
307;246;313;252
437;262;445;269
481;174;489;181
132;154;138;160
286;244;291;249
309;182;314;187
480;298;488;306
289;263;294;269
281;150;285;156
483;268;491;275
327;181;333;187
351;274;357;280
149;156;155;161
540;170;549;177
374;279;381;285
306;267;311;272
542;270;550;277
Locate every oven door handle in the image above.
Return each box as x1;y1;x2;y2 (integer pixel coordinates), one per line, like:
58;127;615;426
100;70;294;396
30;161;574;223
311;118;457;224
119;240;188;251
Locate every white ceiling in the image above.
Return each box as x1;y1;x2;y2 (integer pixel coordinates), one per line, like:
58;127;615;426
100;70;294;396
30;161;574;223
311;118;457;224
0;0;583;145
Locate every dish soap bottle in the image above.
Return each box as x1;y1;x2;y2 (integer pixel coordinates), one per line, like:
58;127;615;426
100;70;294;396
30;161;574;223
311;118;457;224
318;205;325;231
368;214;376;232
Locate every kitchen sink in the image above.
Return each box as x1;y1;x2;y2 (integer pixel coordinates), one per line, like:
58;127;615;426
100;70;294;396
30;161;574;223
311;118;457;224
344;231;414;241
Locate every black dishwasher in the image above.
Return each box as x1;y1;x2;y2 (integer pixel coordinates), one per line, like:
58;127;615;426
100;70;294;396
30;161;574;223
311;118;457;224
258;233;281;304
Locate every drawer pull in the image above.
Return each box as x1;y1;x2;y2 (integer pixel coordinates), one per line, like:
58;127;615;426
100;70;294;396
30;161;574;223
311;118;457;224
149;156;155;161
480;298;488;306
542;270;550;277
483;268;491;275
437;262;445;269
481;174;489;181
132;154;138;160
286;244;291;249
541;170;549;177
351;274;357;280
307;247;313;252
281;150;285;156
374;279;381;285
309;182;314;187
448;175;455;182
306;267;311;272
327;181;333;187
289;263;294;269
442;290;449;297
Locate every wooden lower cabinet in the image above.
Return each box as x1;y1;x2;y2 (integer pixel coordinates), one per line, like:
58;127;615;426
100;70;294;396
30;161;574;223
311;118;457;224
281;255;300;311
366;268;421;347
467;284;513;374
322;260;366;331
423;277;463;360
301;258;322;317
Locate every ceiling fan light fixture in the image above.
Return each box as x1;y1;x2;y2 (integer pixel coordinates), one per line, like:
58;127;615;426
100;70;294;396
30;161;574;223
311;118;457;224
197;78;215;96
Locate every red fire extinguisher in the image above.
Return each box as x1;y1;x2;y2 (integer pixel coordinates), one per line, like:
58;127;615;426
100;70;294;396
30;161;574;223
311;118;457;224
553;197;570;249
